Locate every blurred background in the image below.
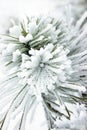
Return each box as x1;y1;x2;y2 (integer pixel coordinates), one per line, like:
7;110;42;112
0;0;63;32
0;0;87;33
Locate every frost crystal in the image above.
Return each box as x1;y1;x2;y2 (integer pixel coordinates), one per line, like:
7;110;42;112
18;44;72;95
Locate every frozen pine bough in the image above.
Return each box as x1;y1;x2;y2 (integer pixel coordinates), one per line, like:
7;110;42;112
0;13;87;130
